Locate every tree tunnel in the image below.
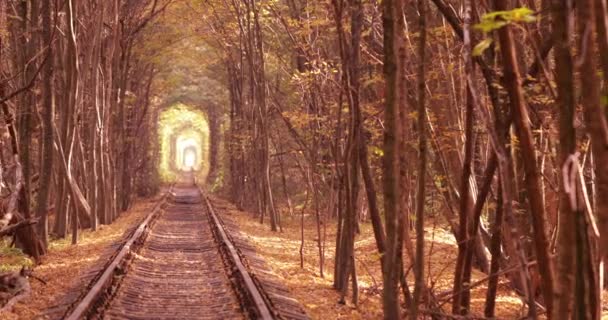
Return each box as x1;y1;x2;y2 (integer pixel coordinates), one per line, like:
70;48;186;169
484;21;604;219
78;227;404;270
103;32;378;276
157;103;215;183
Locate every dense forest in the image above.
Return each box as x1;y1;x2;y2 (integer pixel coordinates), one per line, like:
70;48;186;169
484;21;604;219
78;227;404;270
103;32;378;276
1;0;608;319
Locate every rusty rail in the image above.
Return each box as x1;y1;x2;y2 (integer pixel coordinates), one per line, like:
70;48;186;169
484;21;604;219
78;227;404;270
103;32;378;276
63;187;171;320
200;188;274;320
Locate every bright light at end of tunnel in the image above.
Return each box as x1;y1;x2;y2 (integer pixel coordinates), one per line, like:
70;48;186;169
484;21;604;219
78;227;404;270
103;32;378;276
158;103;210;182
184;148;196;169
176;137;200;171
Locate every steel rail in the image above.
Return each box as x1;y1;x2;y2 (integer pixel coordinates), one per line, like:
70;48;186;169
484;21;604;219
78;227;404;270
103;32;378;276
64;186;172;320
200;188;275;320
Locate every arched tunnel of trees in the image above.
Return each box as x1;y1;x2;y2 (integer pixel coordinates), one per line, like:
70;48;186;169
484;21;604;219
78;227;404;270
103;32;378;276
1;0;608;318
157;103;215;183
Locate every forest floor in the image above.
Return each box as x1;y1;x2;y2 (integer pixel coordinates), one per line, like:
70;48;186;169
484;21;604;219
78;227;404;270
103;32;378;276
0;196;160;320
211;196;533;319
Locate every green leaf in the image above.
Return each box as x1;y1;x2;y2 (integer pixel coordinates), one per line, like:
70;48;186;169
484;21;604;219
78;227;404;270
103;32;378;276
474;7;535;33
472;38;493;57
509;7;536;23
474;19;508;33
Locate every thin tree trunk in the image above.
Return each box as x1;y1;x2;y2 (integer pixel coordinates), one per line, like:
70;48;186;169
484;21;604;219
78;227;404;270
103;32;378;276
18;0;37;224
484;179;504;317
36;0;55;249
593;0;608;262
495;1;555;314
452;0;476;310
411;0;427;317
575;1;604;318
551;0;577;318
66;0;80;244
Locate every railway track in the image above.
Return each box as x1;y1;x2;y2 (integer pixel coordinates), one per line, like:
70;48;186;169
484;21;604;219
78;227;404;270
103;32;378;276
59;182;308;320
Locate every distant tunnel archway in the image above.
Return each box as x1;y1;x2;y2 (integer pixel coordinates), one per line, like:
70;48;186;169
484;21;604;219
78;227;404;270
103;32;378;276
175;135;201;171
158;103;211;182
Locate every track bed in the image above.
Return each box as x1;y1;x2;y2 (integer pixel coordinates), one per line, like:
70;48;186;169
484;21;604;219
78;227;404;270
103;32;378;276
102;186;243;319
60;182;308;320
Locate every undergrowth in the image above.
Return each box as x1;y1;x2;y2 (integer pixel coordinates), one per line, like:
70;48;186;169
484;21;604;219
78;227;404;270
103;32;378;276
0;239;34;273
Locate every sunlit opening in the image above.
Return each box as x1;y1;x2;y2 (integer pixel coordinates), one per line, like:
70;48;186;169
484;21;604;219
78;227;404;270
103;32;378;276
158;103;210;182
183;147;197;169
176;136;200;171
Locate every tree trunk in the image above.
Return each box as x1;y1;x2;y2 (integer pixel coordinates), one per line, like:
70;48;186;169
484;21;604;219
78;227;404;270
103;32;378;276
381;0;406;318
593;0;608;262
411;0;427;317
452;0;477;313
35;0;55;249
551;0;577;318
484;179;504;317
495;1;555;315
575;1;604;318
